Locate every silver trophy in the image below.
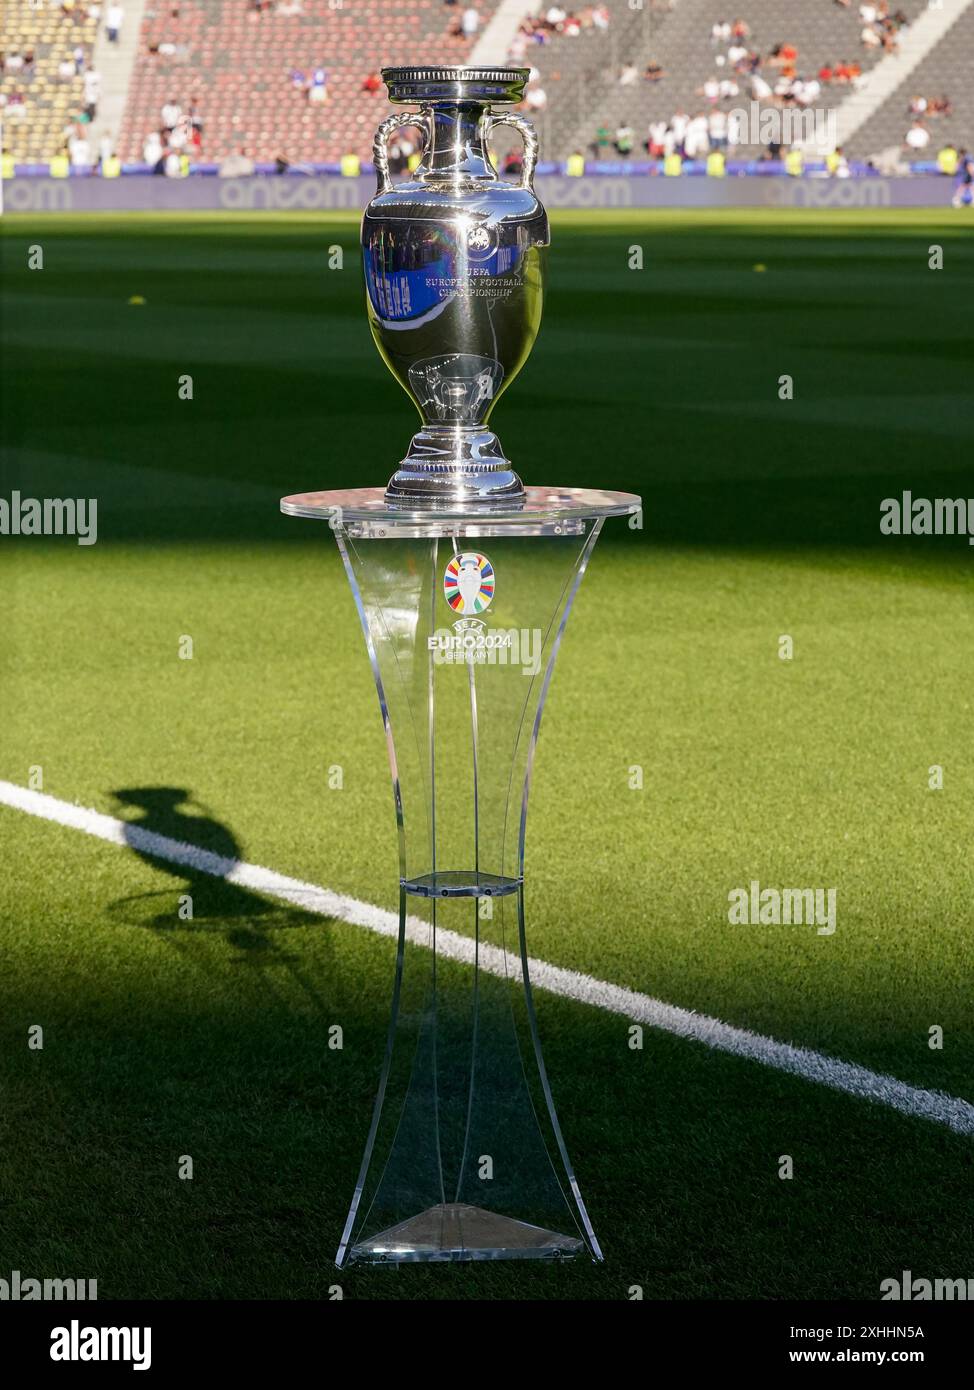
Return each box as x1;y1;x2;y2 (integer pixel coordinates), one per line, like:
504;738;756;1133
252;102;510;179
283;64;640;1265
363;65;547;504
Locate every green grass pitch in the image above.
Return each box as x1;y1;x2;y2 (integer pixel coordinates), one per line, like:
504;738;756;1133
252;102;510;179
1;209;973;1300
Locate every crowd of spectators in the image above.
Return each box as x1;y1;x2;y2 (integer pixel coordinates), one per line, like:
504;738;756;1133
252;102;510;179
1;1;118;168
136;57;333;172
119;0;488;170
590;108;760;162
902;93;953;158
833;0;910;53
4;0;964;176
136;55;338;172
580;4;971;173
140;95;205;173
702;14;878;109
601;6;917;167
909;93;952;119
504;2;611;110
509;2;611;58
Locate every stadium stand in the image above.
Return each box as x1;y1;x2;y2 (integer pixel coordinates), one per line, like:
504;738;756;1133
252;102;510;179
1;1;100;164
503;2;671;158
535;0;931;161
116;0;502;166
3;0;969;167
846;1;974;161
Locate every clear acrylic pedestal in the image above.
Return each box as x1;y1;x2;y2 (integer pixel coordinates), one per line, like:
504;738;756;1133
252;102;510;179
281;485;640;1266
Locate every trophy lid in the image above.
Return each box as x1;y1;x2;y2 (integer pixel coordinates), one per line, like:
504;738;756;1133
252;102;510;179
381;65;530;105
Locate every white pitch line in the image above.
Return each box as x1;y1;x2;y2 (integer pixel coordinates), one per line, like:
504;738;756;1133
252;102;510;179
3;778;973;1138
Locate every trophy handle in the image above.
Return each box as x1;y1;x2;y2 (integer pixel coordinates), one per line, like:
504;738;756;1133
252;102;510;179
484;112;539;189
373;112;430;194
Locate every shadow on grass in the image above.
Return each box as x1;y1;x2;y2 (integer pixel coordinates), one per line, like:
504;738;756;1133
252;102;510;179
108;784;331;1008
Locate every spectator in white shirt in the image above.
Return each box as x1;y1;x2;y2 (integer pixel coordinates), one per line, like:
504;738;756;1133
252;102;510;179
684;114;710;159
83;67;100;116
69;135;91;167
161;99;181;129
106;4;124;42
461;6;479;37
905;121;930;151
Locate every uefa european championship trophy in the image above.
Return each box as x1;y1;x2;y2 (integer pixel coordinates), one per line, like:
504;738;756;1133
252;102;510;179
282;65;640;1265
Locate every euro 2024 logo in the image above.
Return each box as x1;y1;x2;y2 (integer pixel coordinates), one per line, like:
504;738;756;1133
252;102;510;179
443;552;494;616
432;554;540;674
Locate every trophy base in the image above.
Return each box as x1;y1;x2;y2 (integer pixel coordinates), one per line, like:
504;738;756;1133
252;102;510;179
385;426;525;505
347;1203;587;1264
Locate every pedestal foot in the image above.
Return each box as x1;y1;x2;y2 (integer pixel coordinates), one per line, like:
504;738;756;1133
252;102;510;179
349;1203;586;1264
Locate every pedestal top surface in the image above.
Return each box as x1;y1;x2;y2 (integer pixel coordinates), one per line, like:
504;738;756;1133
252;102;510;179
280;486;641;533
